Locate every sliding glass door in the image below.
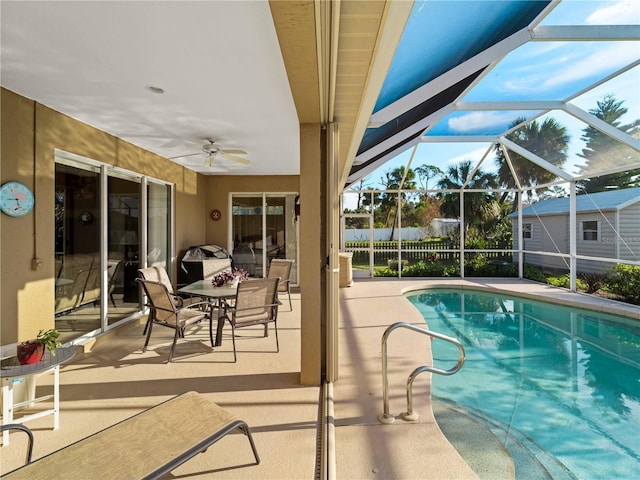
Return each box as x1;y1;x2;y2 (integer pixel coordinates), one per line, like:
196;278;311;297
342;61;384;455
54;161;101;338
55;152;172;343
231;193;298;283
107;173;141;325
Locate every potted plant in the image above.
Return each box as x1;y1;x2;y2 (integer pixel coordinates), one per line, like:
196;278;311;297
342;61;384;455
16;329;62;365
211;268;249;287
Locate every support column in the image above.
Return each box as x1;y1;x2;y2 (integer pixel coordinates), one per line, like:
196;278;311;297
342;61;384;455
299;123;323;385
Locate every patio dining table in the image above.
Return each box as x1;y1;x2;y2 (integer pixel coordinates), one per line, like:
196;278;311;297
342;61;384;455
178;280;237;347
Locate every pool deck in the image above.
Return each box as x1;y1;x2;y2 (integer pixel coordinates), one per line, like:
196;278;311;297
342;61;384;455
1;278;638;478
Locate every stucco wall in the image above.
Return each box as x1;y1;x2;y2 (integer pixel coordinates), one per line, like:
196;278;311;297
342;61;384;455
0;88;207;344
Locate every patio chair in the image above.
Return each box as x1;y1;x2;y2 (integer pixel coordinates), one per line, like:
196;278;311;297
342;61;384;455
138;266;203;335
223;277;280;362
108;259;123;307
136;278;213;363
267;258;294;311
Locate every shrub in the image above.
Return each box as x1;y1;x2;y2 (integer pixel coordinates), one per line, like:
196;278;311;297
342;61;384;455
579;272;605;294
375;267;399;277
522;263;547;283
547;274;570;289
604;264;640;304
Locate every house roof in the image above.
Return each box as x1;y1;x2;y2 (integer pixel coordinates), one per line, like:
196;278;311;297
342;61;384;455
512;187;640;217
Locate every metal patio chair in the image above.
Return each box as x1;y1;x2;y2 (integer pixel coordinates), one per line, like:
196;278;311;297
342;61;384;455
222;277;280;362
267;258;294;311
138;266;203;335
136;278;213;363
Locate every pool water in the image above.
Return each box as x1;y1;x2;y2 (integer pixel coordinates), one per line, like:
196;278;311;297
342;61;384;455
406;289;640;480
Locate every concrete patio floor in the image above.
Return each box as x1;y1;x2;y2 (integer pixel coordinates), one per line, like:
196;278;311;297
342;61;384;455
2;278;638;478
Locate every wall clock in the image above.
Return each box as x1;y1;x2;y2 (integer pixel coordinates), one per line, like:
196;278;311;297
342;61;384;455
0;181;35;217
210;209;221;221
79;211;94;225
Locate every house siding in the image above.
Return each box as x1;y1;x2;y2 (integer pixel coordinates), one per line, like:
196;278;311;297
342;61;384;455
618;202;640;263
576;212;617;273
513;201;638;274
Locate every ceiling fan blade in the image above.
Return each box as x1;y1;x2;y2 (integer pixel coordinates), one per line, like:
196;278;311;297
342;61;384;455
169;152;201;159
221;149;247;155
221;153;250;165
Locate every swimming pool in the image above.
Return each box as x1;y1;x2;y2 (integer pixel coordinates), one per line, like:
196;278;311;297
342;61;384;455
406;288;640;480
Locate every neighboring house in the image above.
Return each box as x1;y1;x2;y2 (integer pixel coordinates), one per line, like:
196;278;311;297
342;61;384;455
510;188;640;274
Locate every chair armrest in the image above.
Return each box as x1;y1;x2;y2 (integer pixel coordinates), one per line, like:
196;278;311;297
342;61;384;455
0;424;34;465
224;302;280;315
177;301;213;313
171;294;184;308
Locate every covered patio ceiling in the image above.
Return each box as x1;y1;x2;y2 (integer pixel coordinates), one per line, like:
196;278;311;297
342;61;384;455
1;1;637;188
348;0;640;191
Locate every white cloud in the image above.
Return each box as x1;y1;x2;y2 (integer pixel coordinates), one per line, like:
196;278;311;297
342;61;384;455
540;42;638;90
447;111;511;133
445;147;489;166
586;0;639;24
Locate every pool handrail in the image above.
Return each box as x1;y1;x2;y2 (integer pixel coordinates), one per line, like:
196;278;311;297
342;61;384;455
378;322;465;424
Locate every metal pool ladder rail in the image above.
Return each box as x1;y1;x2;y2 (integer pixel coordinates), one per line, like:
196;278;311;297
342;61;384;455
378;322;465;424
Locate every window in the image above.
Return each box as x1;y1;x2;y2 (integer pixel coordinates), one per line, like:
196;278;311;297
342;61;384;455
582;221;598;241
523;223;532;239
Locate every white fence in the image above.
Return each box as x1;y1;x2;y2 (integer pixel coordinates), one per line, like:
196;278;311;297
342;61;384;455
343;219;459;242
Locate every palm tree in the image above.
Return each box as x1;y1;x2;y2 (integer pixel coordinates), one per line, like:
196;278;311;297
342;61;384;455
577;94;640;193
378;166;416;240
494;116;570;207
436;160;498;234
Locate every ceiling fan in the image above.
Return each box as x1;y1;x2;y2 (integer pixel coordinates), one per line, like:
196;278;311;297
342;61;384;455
170;139;250;167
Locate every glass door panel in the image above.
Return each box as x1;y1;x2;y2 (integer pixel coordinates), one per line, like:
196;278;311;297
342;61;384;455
232;194;298;281
266;194;298;283
147;182;171;270
232;196;262;276
54;163;101;341
342;214;373;278
107;174;141;325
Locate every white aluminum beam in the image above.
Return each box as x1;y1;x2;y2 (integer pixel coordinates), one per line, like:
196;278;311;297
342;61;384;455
563;103;640;152
531;25;640;41
499;137;574;181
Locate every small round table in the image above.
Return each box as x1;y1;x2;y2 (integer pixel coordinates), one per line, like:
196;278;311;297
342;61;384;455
1;346;76;445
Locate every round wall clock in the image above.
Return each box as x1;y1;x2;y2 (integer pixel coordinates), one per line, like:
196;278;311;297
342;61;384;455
210;209;221;221
0;181;35;217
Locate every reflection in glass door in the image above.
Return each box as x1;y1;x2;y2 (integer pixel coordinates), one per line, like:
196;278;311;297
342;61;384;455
54;162;101;341
147;182;171;270
107;174;141;325
55;153;172;342
341;213;374;278
231;194;298;282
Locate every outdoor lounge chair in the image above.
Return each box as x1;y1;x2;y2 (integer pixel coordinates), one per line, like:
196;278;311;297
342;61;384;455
223;277;280;362
0;424;33;466
136;278;213;362
267;258;294;311
0;392;259;479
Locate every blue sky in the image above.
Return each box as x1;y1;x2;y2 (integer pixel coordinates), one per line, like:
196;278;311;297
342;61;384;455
354;0;639;191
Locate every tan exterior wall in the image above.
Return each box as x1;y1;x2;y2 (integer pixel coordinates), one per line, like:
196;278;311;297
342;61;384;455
0;88;207;344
